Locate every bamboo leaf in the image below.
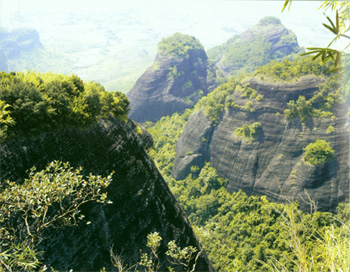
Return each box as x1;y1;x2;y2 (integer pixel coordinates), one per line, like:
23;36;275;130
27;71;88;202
335;10;339;34
282;0;292;12
323;23;338;35
326;15;336;31
340;34;350;39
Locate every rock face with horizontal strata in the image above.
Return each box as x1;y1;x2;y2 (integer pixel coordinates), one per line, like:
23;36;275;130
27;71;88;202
172;76;349;212
0;117;213;271
128;35;220;123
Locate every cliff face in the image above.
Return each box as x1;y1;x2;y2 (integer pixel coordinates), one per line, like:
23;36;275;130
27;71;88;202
172;76;349;212
127;33;222;123
0;117;212;271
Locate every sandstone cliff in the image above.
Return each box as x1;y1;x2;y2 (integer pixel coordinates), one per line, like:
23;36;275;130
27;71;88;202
127;33;223;123
0;117;213;271
172;76;349;212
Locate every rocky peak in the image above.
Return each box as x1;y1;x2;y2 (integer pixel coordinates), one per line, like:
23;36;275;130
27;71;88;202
207;16;302;76
240;16;298;55
127;33;222;123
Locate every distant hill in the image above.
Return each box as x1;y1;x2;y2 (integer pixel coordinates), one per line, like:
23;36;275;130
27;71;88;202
127;33;224;123
207;16;304;77
0;28;74;75
0;28;43;72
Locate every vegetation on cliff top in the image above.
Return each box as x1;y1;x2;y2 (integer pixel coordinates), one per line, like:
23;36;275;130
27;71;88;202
254;56;333;82
0;71;130;141
158;33;204;58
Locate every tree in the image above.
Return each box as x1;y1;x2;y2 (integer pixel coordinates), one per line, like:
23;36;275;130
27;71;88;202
303;139;335;165
0;161;113;271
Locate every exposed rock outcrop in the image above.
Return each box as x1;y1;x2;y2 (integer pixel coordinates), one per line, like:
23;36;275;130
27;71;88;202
128;33;222;123
0;117;213;271
172;76;349;212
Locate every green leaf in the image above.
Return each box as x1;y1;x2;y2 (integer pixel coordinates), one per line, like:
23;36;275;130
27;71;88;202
281;0;292;12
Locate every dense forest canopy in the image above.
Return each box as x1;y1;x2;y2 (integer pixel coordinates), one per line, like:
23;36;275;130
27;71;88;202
0;71;129;141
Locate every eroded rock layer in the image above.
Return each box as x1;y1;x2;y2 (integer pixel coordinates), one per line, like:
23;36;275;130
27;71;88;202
172;76;349;212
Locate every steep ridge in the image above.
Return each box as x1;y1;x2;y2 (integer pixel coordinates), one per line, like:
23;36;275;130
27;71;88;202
0;117;213;271
207;17;303;76
172;74;349;212
127;33;223;123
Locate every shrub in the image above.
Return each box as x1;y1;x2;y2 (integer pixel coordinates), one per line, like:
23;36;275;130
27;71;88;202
233;122;262;142
303;139;335;165
326;126;334;134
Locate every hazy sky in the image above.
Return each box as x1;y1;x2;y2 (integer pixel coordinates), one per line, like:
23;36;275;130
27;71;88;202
0;0;337;49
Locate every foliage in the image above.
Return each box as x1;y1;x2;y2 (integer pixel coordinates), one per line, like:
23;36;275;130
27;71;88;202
264;200;350;272
158;33;204;58
303;139;335;165
220;36;273;75
0;71;130;141
326;125;334;134
166;240;198;272
0;100;16;140
168;162;349;272
254;56;333;82
236;84;258;99
111;232;201;272
233;122;262;143
146;109;193;178
284;75;345;122
169;163;228;225
284;96;313;121
194;77;237;123
0;161;113;271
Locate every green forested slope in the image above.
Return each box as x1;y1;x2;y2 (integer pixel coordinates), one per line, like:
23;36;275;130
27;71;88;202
0;71;129;141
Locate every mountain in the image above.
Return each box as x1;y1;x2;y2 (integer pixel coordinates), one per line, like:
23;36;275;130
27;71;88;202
207;16;303;77
0;28;74;75
0;72;212;271
0;28;42;59
171;58;349;212
0;28;43;73
127;33;224;123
